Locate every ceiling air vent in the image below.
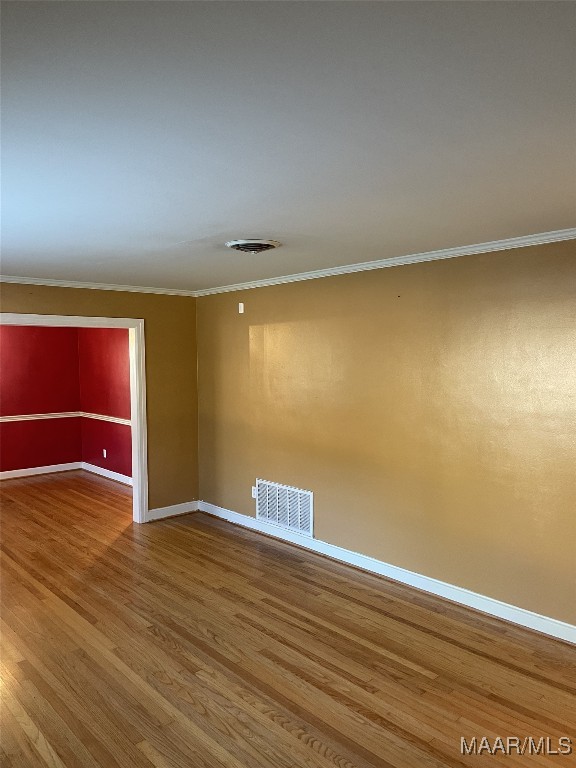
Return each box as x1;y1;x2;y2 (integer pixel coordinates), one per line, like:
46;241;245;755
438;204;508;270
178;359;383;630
225;239;281;254
256;479;313;537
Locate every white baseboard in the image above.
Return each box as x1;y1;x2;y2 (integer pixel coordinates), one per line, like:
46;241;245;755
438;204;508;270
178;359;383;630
81;462;132;486
145;500;199;523
0;461;132;486
198;501;576;645
0;462;82;480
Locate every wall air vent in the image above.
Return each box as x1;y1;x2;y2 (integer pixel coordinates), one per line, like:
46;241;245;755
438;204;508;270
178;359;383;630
256;479;313;537
225;239;281;254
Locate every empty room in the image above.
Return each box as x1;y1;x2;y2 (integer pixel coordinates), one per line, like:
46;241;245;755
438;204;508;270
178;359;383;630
1;2;575;767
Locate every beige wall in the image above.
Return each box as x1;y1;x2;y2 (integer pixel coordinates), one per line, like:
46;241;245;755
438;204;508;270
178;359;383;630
2;243;574;623
197;242;576;623
0;284;198;509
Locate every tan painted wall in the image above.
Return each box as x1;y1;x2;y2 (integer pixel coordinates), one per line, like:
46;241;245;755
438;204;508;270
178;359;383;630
197;242;576;624
0;284;198;509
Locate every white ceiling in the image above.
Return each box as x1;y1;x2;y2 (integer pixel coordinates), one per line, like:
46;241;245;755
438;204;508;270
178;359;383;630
2;1;575;293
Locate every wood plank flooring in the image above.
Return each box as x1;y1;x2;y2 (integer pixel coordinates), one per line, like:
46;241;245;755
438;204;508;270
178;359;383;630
1;471;574;767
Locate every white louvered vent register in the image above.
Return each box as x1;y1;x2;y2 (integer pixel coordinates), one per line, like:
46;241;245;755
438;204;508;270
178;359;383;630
256;479;313;537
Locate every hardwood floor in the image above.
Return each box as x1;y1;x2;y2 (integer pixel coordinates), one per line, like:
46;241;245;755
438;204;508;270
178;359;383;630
1;471;574;768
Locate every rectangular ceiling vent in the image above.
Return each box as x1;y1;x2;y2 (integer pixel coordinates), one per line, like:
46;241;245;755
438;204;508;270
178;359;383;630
256;479;313;538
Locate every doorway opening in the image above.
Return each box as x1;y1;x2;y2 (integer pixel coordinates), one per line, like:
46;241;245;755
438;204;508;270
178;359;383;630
0;313;148;523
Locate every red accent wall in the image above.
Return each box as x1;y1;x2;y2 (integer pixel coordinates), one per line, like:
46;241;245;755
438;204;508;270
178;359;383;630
78;328;131;420
0;326;80;416
77;328;131;477
1;325;131;478
81;419;132;477
0;418;81;471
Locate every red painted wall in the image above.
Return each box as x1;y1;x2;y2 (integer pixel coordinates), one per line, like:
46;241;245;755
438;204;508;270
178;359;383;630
1;325;131;478
77;328;131;476
81;419;132;477
0;418;81;471
0;326;80;416
78;328;131;420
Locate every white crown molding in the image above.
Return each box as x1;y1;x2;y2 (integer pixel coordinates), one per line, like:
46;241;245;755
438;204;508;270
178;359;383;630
0;275;197;297
198;500;576;645
193;228;576;296
0;411;131;426
1;229;574;298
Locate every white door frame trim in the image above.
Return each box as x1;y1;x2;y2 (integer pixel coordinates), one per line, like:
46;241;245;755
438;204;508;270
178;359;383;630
0;313;148;523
